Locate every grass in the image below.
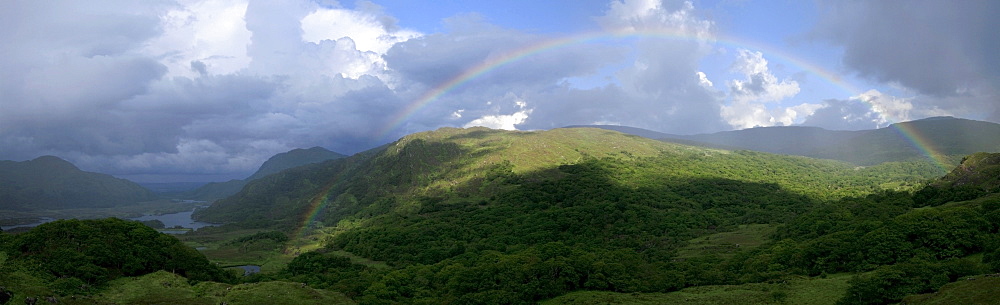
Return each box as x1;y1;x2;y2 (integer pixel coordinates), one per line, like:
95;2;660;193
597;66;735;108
677;224;776;258
901;274;1000;305
96;271;356;305
541;273;852;305
179;228;294;273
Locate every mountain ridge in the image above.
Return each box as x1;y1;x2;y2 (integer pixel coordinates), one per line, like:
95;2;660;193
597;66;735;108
570;116;1000;167
194;126;943;229
183;147;346;200
0;156;156;210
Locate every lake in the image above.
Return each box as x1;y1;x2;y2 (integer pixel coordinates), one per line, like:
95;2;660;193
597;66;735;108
130;209;217;231
1;209;217;233
232;265;262;276
0;217;56;231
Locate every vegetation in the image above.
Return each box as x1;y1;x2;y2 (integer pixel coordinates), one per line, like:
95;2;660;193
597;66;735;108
2;219;231;288
191;127;994;304
4;126;1000;304
0;156;155;210
611;116;1000;167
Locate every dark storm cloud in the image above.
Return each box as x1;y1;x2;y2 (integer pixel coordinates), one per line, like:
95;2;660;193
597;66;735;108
813;0;1000;97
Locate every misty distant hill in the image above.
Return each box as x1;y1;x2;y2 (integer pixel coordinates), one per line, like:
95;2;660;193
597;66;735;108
0;156;155;210
184;147;345;200
574;116;1000;166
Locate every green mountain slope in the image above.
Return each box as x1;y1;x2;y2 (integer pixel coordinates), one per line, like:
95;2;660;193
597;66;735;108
0;156;155;210
7;129;998;304
194;127;938;226
192;127;950;303
185;147;345;200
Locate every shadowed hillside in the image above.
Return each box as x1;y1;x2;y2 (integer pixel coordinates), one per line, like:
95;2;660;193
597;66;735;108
0;156;155;210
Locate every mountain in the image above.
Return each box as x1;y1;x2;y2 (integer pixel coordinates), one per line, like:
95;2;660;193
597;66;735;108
248;147;347;181
0;156;155;210
183;147;345;201
195;126;942;227
563;124;683;140
575;117;1000;167
804;117;1000;165
6;128;998;304
681;126;858;155
191;126;962;303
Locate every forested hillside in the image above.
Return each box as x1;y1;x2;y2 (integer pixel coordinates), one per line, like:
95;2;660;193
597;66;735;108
194;127;940;227
0;219;353;304
0;156;155;210
190;127;973;303
3;128;999;304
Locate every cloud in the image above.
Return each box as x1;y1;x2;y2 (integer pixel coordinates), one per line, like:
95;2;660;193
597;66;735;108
528;0;729;134
0;0;764;182
143;0;252;78
15;0;969;182
384;0;730;136
800;90;918;130
300;3;419;54
720;49;808;129
0;0;421;181
811;0;1000;122
464;98;533;130
728;49;800;103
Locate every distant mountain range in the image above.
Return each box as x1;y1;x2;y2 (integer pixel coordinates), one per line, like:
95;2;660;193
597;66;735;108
182;147;346;200
574;116;1000;166
0;156;155;210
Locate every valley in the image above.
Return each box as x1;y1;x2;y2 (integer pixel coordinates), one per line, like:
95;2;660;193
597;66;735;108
2;123;999;304
3;2;995;304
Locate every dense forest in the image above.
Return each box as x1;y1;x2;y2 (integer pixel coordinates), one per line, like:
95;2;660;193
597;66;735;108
2;127;999;304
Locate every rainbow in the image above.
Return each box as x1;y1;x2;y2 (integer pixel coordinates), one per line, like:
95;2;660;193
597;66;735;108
285;31;955;244
287;178;340;252
373;29;955;171
374;28;858;138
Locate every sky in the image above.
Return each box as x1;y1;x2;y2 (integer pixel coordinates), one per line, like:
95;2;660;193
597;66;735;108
1;0;998;182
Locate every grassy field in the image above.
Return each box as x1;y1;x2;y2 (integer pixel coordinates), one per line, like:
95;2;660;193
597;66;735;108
179;228;293;273
901;274;1000;305
95;270;356;305
542;273;852;305
677;224;776;259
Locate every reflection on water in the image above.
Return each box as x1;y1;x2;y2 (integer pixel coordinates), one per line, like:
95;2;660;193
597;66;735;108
0;217;56;231
130;209;217;230
233;265;261;276
1;209;217;233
